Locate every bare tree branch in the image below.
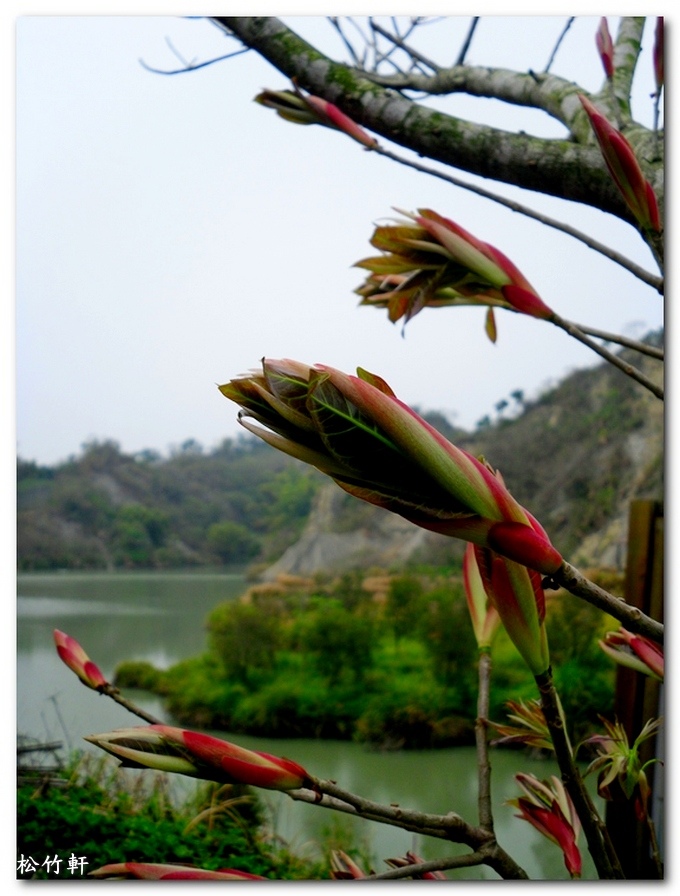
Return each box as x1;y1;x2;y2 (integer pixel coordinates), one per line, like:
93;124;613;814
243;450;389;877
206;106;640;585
211;16;654;226
550;561;664;644
369;19;441;73
368;851;488;880
475;651;494;833
288;779;529;879
455;17;479;66
139;45;250;76
551;315;663;399
537;668;625;879
575;325;664;359
543;17;575;73
371;143;663;289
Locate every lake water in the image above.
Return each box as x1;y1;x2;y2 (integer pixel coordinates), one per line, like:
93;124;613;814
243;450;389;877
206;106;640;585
17;570;601;880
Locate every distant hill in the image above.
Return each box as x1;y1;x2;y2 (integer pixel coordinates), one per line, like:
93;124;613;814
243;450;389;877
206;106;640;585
17;338;662;574
17;437;322;571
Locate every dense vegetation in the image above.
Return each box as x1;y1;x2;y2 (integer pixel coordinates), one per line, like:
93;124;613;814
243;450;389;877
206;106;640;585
17;753;321;880
17;436;320;571
116;570;618;749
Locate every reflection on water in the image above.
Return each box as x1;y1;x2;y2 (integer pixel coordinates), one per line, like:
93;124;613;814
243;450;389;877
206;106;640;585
17;571;600;880
18;596;164;617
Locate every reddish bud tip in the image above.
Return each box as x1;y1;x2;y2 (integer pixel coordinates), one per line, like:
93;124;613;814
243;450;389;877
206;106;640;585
596;18;614;80
54;629;107;690
487;522;562;575
501;285;554;320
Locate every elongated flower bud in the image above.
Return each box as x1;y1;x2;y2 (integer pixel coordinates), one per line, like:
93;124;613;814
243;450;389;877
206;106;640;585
220;360;562;576
89;863;266;880
54;629;107;690
653;18;664;93
330;851;367;879
579;94;661;232
463;542;501;649
472;545;550;676
596;18;614;80
254;88;321;125
255;87;377;148
486;520;562;574
599;628;664;680
85;724;314;792
302;93;378;148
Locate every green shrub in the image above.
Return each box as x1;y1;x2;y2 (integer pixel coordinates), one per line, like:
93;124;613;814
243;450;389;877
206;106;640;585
355;678;474;748
207;602;282;683
17;755;319;880
386;574;426;640
295;598;376;685
417;583;478;697
114;660;168;693
206;520;261;564
231;676;355;739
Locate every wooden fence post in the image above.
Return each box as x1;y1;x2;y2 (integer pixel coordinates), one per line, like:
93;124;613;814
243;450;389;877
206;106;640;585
605;500;663;878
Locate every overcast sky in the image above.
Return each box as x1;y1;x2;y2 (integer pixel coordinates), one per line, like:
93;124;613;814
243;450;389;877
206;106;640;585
13;11;665;466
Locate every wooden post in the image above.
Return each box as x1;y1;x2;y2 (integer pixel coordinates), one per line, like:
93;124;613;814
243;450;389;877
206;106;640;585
605;500;663;878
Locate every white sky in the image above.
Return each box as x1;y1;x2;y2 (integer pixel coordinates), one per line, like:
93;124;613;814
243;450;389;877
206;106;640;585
11;9;666;467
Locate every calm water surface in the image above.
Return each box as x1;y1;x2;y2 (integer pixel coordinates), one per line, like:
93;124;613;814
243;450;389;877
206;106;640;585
17;570;600;880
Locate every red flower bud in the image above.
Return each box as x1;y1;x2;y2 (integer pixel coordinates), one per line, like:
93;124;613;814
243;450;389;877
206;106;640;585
89;863;266;880
596;18;614;80
54;629;107;690
653;18;664;92
579;94;661;232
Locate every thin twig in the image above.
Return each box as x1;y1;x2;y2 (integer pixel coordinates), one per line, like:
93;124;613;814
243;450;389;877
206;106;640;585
544;17;575;74
550;561;664;644
370;20;441;73
371;145;663;291
327;17;363;68
139;46;250;76
455;17;480;67
574;324;664;359
551;315;663;399
369;16;416;74
475;650;494;833
99;683;164;725
368;851;486;880
394;18;429;77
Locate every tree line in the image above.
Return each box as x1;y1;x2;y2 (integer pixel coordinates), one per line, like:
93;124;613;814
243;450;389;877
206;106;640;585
17;436;320;571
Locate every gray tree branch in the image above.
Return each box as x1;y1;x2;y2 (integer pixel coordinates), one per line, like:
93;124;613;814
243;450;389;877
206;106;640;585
212;16;660;228
290;778;529;879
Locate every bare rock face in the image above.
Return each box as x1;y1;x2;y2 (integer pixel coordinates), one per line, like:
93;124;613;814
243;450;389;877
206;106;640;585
260;483;444;580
